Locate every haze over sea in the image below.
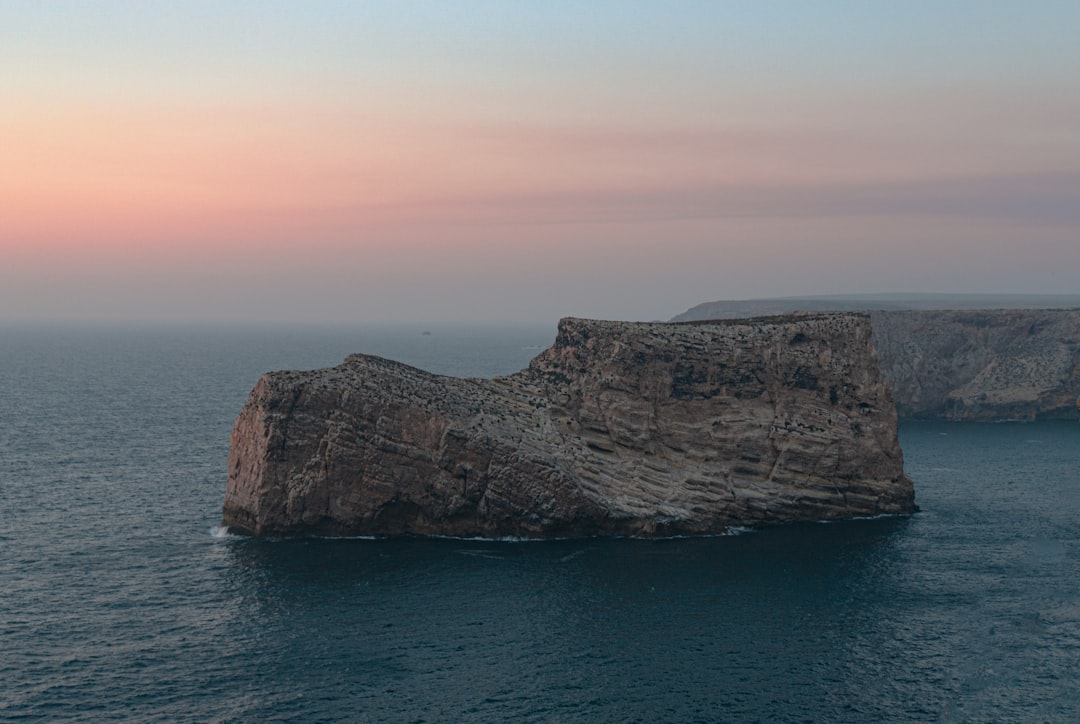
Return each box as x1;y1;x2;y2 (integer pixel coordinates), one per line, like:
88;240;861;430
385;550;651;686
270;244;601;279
1;324;1078;722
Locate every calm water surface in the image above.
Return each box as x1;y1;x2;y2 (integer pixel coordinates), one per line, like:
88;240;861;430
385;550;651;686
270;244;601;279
1;325;1077;722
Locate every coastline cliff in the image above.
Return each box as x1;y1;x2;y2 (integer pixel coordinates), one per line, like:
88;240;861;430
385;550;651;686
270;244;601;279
869;310;1080;420
672;301;1080;421
222;314;914;537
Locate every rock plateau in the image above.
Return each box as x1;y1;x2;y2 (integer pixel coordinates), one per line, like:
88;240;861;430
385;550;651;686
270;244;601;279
223;314;915;537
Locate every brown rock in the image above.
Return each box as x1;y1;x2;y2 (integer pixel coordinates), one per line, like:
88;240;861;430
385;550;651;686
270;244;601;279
222;314;915;537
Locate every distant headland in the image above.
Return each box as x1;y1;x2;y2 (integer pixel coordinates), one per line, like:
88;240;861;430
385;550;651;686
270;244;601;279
672;295;1080;421
671;293;1080;321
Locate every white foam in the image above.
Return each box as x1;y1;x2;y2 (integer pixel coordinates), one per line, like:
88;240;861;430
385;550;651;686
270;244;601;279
201;524;767;542
623;526;757;540
430;534;547;542
815;512;908;525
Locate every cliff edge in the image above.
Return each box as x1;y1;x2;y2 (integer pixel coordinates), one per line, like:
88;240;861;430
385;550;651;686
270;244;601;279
223;315;914;537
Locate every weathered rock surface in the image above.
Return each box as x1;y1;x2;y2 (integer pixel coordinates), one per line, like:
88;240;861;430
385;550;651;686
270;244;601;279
869;310;1080;421
672;293;1080;321
673;300;1080;421
223;315;914;537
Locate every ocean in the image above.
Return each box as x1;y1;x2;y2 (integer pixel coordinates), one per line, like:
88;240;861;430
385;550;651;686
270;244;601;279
1;324;1077;722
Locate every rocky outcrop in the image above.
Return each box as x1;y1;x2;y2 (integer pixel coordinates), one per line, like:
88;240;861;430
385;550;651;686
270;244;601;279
869;310;1080;421
222;315;914;537
673;301;1080;421
671;294;1080;322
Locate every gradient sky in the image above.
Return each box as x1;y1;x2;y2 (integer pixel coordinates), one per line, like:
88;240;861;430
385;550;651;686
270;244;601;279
3;1;1078;323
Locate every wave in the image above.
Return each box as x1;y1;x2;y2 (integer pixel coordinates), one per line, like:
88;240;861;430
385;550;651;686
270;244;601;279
816;512;910;524
206;525;760;543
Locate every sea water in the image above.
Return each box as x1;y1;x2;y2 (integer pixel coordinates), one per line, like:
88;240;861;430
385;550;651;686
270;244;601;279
1;324;1077;722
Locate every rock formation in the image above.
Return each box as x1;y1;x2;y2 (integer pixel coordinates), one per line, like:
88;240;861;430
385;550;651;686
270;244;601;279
672;300;1080;421
869;310;1080;421
672;293;1080;321
223;315;915;537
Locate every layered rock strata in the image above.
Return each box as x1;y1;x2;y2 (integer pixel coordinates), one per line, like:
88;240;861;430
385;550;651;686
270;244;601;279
223;315;915;537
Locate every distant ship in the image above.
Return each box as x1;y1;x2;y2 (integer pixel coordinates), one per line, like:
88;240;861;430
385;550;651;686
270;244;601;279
422;331;432;336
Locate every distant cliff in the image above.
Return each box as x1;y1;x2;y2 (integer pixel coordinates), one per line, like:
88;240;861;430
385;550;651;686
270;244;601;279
672;293;1080;321
869;310;1080;421
223;315;914;537
673;301;1080;421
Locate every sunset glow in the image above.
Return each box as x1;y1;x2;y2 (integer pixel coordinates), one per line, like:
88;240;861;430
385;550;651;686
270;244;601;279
3;1;1078;323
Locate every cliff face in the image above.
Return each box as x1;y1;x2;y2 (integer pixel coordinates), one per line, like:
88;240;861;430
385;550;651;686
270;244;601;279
673;302;1080;422
672;294;1080;322
223;315;914;537
869;310;1080;421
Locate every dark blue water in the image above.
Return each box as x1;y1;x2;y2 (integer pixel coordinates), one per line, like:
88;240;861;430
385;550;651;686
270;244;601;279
1;325;1077;722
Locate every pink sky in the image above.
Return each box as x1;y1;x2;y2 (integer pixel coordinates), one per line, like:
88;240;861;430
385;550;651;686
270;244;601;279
3;2;1078;323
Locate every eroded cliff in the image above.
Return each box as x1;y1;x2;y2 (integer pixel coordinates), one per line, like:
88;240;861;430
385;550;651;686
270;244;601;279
223;314;915;537
673;301;1080;421
869;309;1080;420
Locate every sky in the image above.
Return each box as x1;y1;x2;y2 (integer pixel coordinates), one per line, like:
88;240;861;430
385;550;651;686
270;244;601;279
2;1;1079;324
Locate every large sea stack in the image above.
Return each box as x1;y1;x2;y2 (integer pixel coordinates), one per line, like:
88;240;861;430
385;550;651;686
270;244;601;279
222;314;915;537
